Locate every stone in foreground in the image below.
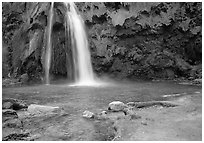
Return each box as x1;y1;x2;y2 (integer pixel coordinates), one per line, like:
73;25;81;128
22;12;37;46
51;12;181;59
2;98;28;110
27;104;59;116
108;101;126;111
3;102;13;109
2;109;18;122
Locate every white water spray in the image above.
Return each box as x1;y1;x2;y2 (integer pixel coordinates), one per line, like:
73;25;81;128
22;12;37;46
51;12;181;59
45;2;54;84
66;2;99;86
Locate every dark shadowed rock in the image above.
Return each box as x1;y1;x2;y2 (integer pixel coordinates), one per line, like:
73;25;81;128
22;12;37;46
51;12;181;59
3;98;28;110
2;133;29;141
2;117;24;141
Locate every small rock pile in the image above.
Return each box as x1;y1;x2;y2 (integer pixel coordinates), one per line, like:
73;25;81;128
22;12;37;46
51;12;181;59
82;101;141;120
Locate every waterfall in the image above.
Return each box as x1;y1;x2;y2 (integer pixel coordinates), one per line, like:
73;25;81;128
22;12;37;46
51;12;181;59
45;2;54;84
65;2;98;86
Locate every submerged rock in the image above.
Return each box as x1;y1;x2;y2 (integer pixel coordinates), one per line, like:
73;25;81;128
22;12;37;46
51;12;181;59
108;101;127;111
82;110;94;119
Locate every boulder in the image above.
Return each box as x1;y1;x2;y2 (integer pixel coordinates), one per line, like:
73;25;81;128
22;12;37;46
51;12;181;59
3;102;13;109
2;109;18;122
27;104;60;116
108;101;127;111
82;110;94;119
3;118;22;129
3;98;28;110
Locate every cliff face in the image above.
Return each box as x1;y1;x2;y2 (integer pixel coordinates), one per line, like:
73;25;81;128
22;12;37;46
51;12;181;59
2;2;202;82
78;2;202;80
2;2;72;81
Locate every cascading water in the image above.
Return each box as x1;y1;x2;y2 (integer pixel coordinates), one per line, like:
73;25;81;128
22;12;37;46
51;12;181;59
65;2;98;86
45;2;54;84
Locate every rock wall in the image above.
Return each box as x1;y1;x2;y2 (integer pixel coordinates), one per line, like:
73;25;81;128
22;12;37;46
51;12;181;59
2;2;73;82
2;2;202;82
76;2;202;80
